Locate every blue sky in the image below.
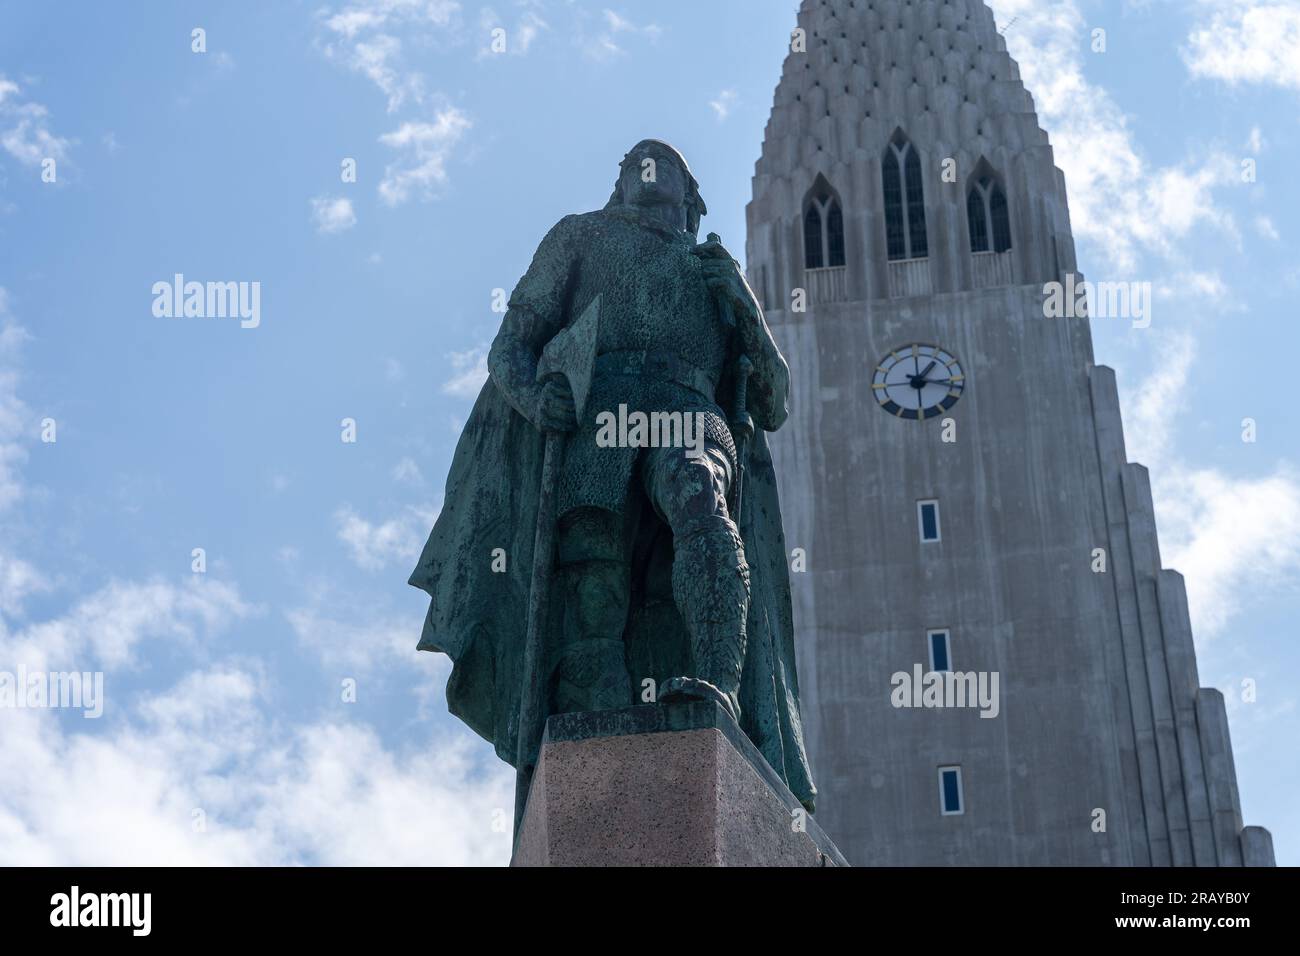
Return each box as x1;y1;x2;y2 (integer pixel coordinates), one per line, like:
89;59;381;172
0;0;1296;865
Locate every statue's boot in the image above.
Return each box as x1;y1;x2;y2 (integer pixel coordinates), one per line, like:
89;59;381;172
660;515;750;724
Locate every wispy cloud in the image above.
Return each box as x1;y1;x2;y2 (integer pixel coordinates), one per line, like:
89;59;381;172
1183;0;1300;92
581;8;663;61
334;504;434;571
0;75;72;170
0;291;508;864
316;1;473;206
1254;215;1280;240
317;0;461;111
0;666;512;864
989;0;1244;272
710;89;738;121
392;457;425;485
440;345;488;398
378;109;472;206
310;196;358;234
1120;334;1300;640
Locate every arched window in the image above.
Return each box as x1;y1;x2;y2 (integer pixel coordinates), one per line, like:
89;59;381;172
883;131;928;260
967;168;1012;254
803;176;846;269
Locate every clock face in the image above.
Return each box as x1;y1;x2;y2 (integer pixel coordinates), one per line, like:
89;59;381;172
872;344;965;421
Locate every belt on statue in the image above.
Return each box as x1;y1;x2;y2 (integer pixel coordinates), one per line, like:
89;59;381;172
593;349;718;402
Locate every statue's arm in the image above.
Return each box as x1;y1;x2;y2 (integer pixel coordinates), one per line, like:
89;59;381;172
738;299;790;433
487;217;579;426
697;237;790;432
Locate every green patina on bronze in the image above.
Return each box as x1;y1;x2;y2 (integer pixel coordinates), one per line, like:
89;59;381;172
408;139;817;815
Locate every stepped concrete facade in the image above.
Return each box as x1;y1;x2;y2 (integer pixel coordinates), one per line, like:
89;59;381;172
746;0;1273;865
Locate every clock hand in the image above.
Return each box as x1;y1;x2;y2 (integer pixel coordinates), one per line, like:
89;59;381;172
905;377;957;387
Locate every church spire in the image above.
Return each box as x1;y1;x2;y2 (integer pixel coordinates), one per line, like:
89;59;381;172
747;0;1076;305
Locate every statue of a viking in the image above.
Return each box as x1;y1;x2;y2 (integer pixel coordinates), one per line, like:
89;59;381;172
409;139;817;817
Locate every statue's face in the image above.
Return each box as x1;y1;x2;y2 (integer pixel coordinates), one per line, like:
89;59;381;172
619;147;688;210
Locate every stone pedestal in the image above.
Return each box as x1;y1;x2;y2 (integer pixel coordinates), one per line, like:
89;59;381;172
512;702;847;867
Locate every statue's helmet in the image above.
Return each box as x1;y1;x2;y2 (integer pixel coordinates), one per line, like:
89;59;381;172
606;139;708;236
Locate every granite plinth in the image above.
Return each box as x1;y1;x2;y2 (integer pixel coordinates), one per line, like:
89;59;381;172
512;701;847;867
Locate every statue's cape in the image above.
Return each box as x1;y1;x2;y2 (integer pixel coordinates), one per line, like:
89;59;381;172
408;377;817;810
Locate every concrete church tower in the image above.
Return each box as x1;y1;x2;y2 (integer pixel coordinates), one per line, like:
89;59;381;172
747;0;1274;865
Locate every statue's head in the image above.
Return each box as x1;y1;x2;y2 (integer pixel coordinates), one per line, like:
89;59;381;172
606;139;707;236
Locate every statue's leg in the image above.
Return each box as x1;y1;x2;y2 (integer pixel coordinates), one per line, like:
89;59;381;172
552;506;633;714
643;443;750;723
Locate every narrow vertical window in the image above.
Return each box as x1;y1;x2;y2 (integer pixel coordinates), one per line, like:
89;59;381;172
883;145;906;259
884;131;928;260
939;766;964;815
928;629;951;672
827;202;845;267
917;499;941;543
804;204;824;269
804;176;845;270
967;168;1012;254
967;186;989;253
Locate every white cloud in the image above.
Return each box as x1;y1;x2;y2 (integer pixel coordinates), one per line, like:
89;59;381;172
285;607;425;674
710;89;738;121
0;75;72;169
0;275;507;867
310;196;357;234
392;457;424;485
1184;1;1300;91
1122;333;1198;470
334;504;434;571
1120;334;1300;639
0;552;45;618
0;669;512;865
1255;214;1280;240
318;0;461;111
604;9;661;40
441;345;488;398
582;8;662;60
378;109;472;206
1159;467;1300;638
1;576;254;672
989;1;1243;272
1155;270;1230;305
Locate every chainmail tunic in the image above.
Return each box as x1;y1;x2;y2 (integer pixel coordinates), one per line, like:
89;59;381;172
504;206;739;518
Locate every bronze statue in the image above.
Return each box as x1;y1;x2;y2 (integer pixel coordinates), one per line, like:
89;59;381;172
409;140;816;832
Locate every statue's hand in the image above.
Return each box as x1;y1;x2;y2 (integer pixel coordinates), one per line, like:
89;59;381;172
694;238;756;323
535;378;578;433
